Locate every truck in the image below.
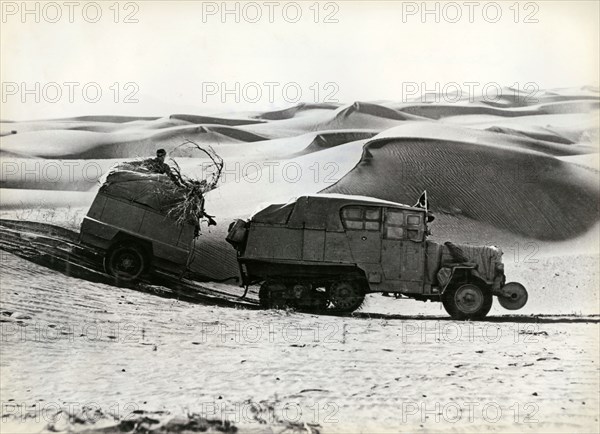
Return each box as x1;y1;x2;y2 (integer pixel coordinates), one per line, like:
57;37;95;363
226;193;528;319
79;177;196;281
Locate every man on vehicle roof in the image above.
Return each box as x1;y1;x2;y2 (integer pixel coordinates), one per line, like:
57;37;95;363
145;149;185;188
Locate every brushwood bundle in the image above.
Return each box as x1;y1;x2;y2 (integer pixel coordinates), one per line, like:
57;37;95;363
99;140;223;236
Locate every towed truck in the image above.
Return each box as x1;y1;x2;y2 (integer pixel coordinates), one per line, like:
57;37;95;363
79;168;197;281
80;190;196;281
226;194;528;320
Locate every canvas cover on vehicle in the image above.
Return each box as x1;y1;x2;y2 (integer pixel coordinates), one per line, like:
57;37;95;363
442;243;502;282
426;241;502;284
251;202;295;224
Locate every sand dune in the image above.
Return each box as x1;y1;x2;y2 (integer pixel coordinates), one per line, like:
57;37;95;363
323;135;598;241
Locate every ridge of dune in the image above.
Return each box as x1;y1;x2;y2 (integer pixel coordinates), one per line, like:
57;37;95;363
485;126;575;145
309;103;420;131
557;153;600;172
479;86;600;108
293;130;378;156
334;101;423;121
0;122;271;159
199;125;269;142
373;122;592;157
397;99;600;120
55;115;161;123
69;128;249;159
397;86;600;108
443;112;600;146
0;117;191;134
169;113;265;126
541;85;600;97
253;102;341;120
398;104;541;119
236;105;411;138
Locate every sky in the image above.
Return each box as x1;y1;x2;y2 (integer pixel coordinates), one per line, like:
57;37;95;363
1;0;599;120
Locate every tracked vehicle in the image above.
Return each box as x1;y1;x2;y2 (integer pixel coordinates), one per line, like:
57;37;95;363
226;194;528;319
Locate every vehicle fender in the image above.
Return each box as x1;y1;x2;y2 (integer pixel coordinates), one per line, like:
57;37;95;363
439;265;480;294
111;231;154;258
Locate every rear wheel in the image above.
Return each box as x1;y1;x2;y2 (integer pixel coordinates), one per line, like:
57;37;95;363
328;280;366;313
442;283;492;320
104;243;147;281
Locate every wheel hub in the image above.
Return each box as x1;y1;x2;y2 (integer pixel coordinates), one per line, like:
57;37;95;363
118;254;136;271
454;285;484;314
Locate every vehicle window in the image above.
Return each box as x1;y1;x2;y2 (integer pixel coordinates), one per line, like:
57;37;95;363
345;220;363;230
341;206;381;231
383;208;424;240
365;221;380;231
343;208;362;220
407;215;420;226
365;208;381;220
386;226;404;239
407;228;420;241
384;208;404;239
387;210;404;226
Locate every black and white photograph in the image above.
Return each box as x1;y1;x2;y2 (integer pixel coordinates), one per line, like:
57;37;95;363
1;1;599;432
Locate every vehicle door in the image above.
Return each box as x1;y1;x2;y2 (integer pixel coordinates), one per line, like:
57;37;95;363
340;205;382;264
381;208;426;284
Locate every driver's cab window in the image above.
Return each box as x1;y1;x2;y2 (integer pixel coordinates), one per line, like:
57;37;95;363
406;213;422;241
384;208;423;241
341;206;381;231
385;209;404;239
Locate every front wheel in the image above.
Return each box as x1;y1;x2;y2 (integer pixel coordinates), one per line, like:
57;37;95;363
104;243;148;281
442;283;492;320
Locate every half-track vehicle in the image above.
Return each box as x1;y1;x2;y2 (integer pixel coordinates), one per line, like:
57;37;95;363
226;194;528;319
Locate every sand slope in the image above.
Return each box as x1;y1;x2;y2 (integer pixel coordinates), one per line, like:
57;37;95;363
323;123;599;241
